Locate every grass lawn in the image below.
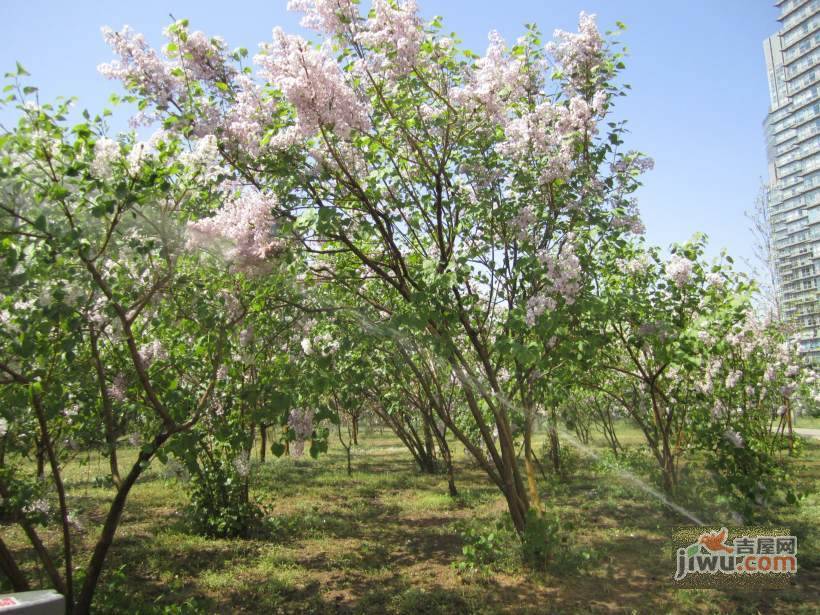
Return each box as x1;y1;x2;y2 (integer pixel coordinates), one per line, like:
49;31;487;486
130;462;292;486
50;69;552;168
2;423;819;614
794;415;820;430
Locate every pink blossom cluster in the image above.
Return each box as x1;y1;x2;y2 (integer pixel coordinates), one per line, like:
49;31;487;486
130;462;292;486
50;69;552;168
187;187;284;271
723;429;744;448
256;28;371;138
107;373;128;403
164;26;233;83
99;27;181;104
232;451;250;477
616;255;649;275
498;94;606;184
612;152;655;175
538;241;583;304
355;0;423;77
665;254;693;288
223;75;295;155
556;97;596;135
724;370;742;390
525;294;557;327
545;12;604;91
509;205;537;241
500;103;572;181
288;408;315;457
239;326;254;347
90;137;121;180
287;0;358;36
454;31;525;121
179;135;223;180
706;272;724;288
139;340;168;366
527;241;583;326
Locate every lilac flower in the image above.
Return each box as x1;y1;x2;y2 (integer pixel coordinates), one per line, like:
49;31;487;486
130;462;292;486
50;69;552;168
164;25;234;83
454;30;525;121
255;28;370;138
525;294;556;326
724;370;742;390
107;373;128;403
287;0;359;36
91;138;121;180
186;187;284;271
665;254;693;288
355;0;423;77
139;340;167;366
706;272;724;288
723;429;745;448
546;12;604;92
233;452;250;477
99;26;180;104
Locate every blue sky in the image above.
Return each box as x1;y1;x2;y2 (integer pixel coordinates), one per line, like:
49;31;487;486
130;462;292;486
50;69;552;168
0;0;780;274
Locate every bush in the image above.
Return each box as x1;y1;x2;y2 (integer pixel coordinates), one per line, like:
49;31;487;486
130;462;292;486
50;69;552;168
185;456;262;538
521;510;596;573
453;517;517;574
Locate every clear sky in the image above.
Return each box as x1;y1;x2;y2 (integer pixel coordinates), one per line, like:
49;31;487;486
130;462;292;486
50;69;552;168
0;0;780;274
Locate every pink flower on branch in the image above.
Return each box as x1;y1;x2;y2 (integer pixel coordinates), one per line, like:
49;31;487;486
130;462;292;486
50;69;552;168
186;187;285;272
255;28;371;139
546;12;604;92
99;26;181;105
287;0;359;37
355;0;423;77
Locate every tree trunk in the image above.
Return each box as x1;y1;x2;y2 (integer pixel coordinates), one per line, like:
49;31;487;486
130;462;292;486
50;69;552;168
351;415;359;446
31;393;73;609
523;414;542;512
0;536;30;592
260;425;267;463
90;331;121;487
548;426;561;473
74;431;170;614
35;437;45;479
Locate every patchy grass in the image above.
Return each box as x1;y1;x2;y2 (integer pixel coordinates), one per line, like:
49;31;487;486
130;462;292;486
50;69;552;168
2;426;819;614
794;415;820;430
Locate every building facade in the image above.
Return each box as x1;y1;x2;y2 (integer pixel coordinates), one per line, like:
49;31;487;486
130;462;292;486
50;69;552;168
764;0;820;363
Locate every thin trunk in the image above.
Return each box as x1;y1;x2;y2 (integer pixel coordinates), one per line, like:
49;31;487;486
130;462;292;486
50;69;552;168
336;421;352;476
260;425;267;463
786;398;794;454
523;414;542;512
0;535;30;592
0;480;65;596
90;331;121;487
31;392;73;610
74;431;170;614
35;437;44;479
431;423;457;497
548;425;561;473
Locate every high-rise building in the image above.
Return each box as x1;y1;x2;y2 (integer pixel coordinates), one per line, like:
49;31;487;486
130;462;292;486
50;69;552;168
764;0;820;363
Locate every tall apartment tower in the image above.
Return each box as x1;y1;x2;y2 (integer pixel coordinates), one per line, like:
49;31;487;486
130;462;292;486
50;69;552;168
764;0;820;363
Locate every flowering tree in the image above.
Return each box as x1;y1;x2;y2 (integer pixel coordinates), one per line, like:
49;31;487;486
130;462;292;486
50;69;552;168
584;236;816;513
0;71;264;610
99;2;651;534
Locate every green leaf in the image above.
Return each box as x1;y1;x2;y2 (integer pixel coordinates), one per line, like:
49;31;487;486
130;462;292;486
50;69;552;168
270;442;286;457
686;544;700;557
